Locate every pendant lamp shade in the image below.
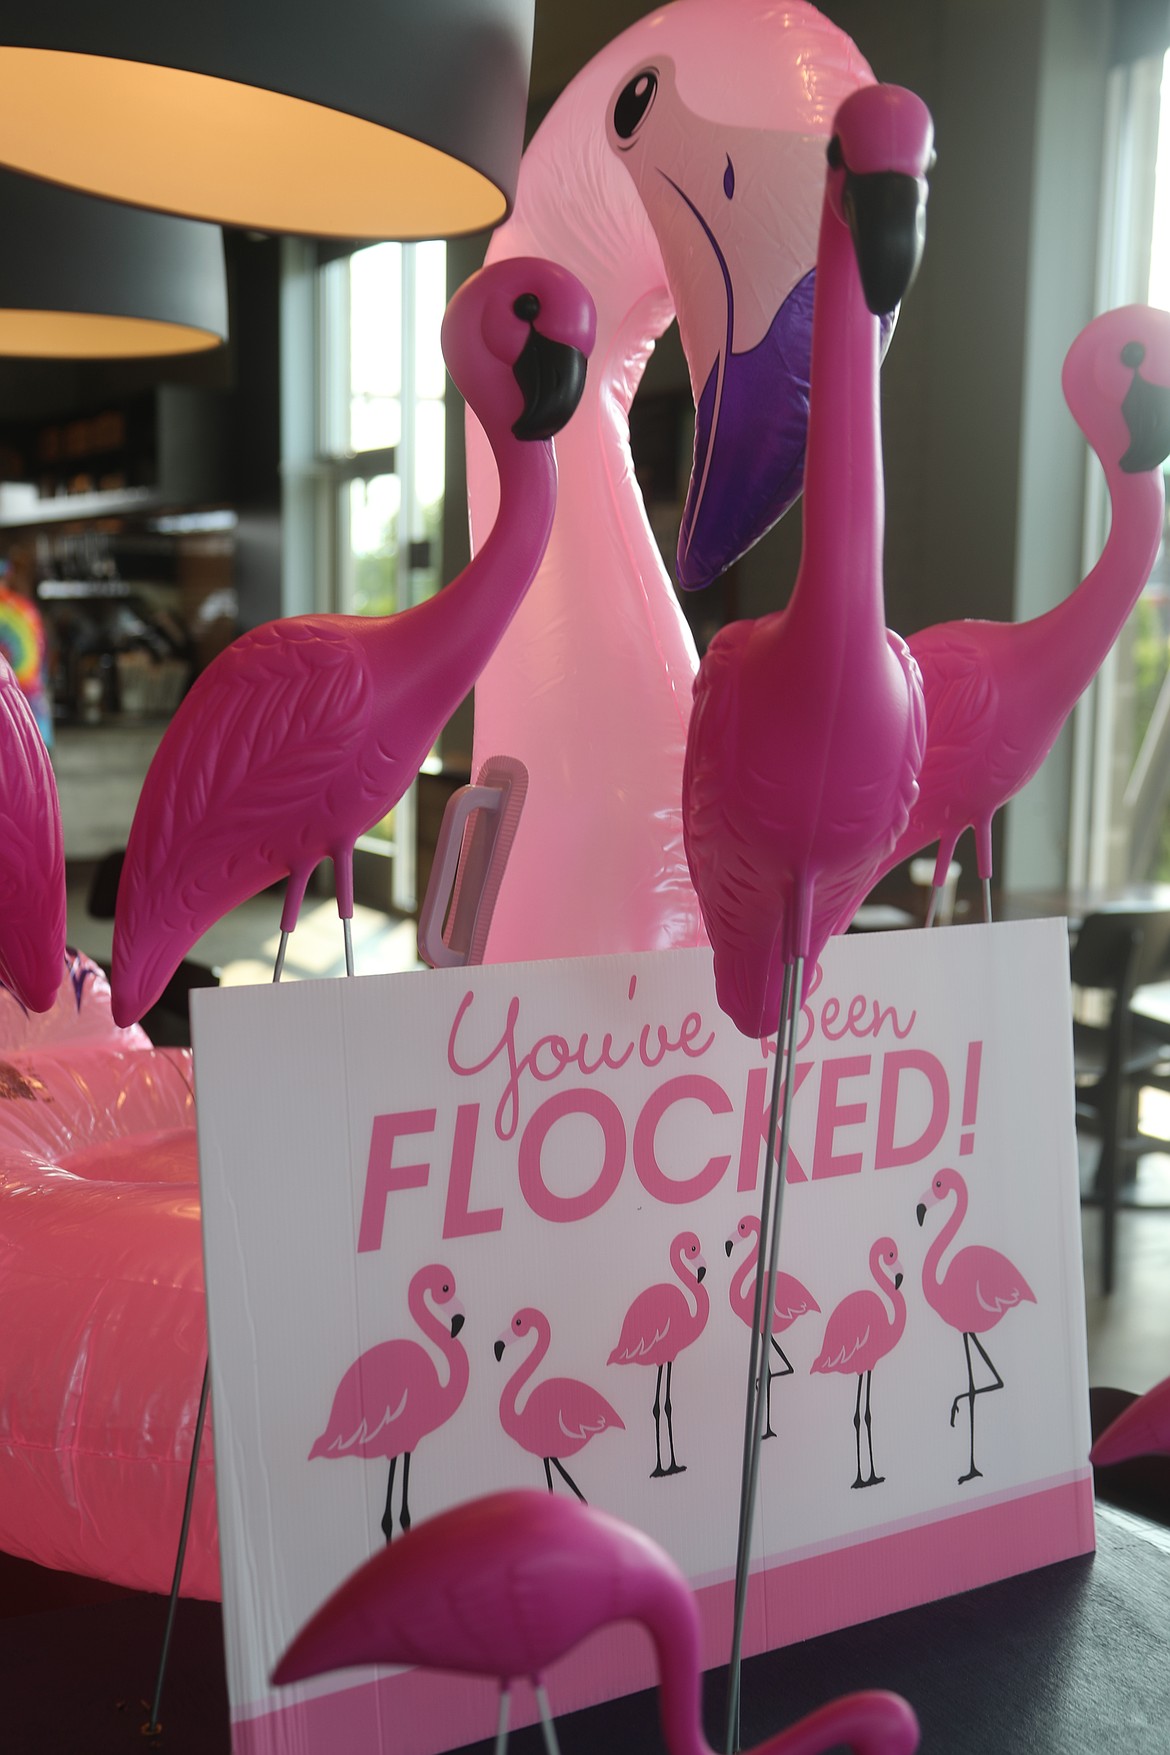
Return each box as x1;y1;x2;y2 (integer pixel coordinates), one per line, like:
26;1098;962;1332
0;0;535;240
0;169;227;358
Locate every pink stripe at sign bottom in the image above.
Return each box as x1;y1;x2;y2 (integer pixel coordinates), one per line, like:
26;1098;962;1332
241;1474;1094;1755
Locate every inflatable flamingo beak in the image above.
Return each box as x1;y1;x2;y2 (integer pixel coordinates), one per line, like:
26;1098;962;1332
843;165;928;316
511;324;589;441
1120;348;1170;473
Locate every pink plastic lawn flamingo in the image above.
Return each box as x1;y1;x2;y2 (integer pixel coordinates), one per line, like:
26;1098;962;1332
608;1230;709;1478
272;1489;921;1755
810;1238;907;1491
917;1167;1036;1485
1091;1371;1170;1466
726;1214;819;1439
0;656;65;1013
680;83;932;1741
110;257;596;1025
867;303;1170;927
309;1263;468;1541
468;1;874;965
496;1307;624;1501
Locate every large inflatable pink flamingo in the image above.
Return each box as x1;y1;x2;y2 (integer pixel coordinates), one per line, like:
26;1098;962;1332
810;1238;907;1490
608;1229;709;1477
866;303;1170;925
309;1263;469;1541
495;1306;624;1500
469;0;873;964
726;1213;819;1439
683;83;931;1734
0;655;65;1013
273;1489;921;1755
111;257;596;1024
917;1167;1036;1485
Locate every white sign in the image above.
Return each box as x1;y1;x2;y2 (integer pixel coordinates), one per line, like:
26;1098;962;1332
192;919;1093;1755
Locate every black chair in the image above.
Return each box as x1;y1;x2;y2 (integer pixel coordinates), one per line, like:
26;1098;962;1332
1072;906;1170;1296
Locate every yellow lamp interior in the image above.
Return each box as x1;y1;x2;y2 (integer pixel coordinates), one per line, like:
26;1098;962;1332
0;50;507;238
0;309;222;359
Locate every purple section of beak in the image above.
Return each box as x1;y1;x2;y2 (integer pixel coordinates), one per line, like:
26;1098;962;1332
676;270;814;592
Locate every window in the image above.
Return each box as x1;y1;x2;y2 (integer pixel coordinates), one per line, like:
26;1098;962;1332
281;236;447;911
1071;48;1170;890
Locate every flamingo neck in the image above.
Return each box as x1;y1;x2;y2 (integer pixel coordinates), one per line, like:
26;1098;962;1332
788;194;885;650
734;1232;761;1315
874;1266;908;1349
1020;464;1166;706
674;1254;710;1328
637;1582;712;1755
923;1187;965;1302
500;1322;548;1430
370;429;559;720
411;1291;468;1395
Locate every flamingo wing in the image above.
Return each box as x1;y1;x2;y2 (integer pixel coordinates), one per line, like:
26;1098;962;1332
115;621;377;1013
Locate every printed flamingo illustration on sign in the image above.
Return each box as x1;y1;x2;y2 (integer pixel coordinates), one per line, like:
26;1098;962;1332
0;655;65;1014
726;1214;819;1439
608;1230;709;1478
863;303;1170;926
811;1238;907;1491
917;1167;1036;1484
111;256;596;1023
309;1264;468;1541
273;1489;922;1755
495;1307;624;1501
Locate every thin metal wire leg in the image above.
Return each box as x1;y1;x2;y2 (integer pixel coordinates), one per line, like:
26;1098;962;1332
534;1683;563;1755
146;1359;211;1735
343;916;355;977
726;958;799;1753
981;876;992;923
494;1685;511;1755
923;888;939;929
272;931;289;983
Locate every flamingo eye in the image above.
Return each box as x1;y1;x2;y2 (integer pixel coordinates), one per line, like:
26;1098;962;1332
1121;340;1145;369
723;155;735;200
613;68;657;140
442;1283;451;1295
513;293;540;323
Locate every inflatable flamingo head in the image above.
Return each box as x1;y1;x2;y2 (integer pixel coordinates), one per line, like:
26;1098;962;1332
489;0;873;591
826;83;933;315
1061;303;1170;477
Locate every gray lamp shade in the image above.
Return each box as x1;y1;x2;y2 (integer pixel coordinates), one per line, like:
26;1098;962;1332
0;0;535;239
0;170;227;358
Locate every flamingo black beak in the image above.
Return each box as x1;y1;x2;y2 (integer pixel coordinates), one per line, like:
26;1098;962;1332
450;1313;465;1339
511;318;589;441
725;1239;734;1257
843;166;928;316
696;1264;707;1283
1120;345;1170;473
493;1339;505;1362
916;1202;927;1227
894;1271;904;1291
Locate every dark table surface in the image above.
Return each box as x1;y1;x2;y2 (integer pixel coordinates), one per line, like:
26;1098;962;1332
6;1433;1170;1754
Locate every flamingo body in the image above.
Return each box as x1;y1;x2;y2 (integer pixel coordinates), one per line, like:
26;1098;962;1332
471;1;875;964
728;1212;819;1438
111;257;596;1024
682;84;933;1037
497;1307;623;1499
273;1488;921;1755
0;657;65;1013
310;1263;468;1538
609;1230;709;1476
868;303;1170;900
811;1237;906;1491
917;1166;1034;1482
